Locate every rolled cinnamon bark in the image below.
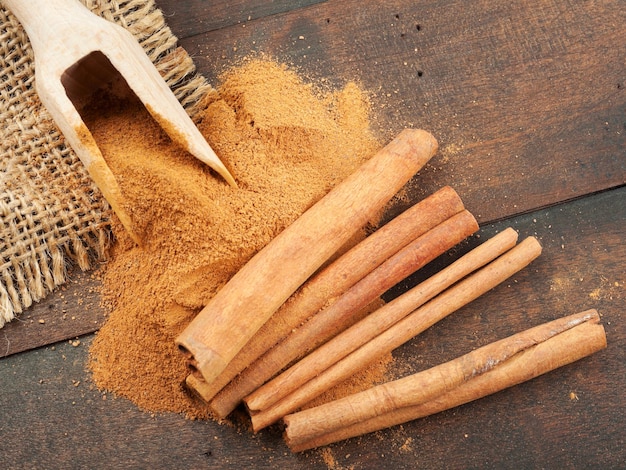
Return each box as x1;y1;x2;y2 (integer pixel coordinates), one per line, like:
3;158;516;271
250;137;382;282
211;210;478;417
243;228;518;415
248;237;542;431
284;309;606;451
176;129;438;385
187;186;465;402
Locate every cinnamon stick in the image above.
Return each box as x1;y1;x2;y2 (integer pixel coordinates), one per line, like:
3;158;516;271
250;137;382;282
248;236;542;431
211;210;478;417
243;227;518;415
284;309;606;451
176;129;438;385
186;186;465;402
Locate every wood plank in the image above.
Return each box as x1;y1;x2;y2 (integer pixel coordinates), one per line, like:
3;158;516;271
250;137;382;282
4;0;624;367
157;0;327;39
380;185;626;468
1;186;623;468
2;0;623;466
0;270;105;358
1;6;622;468
170;0;625;223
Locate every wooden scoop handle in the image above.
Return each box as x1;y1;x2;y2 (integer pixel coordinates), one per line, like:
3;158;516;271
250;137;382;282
3;0;112;65
5;0;236;245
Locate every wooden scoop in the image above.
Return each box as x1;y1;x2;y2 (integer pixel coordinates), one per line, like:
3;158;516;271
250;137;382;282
4;0;236;244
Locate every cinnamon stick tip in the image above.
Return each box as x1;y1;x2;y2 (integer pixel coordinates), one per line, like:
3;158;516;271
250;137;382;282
570;308;602;328
488;227;519;248
461;209;480;232
283;417;315;453
519;235;543;256
500;227;519;238
185;373;202;389
597;324;608;350
183;374;209;402
399;128;438;158
175;336;229;385
208;397;234;420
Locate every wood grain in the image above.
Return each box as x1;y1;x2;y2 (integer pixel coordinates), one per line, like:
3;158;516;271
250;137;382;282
1;1;624;467
1;187;623;469
157;0;327;38
0;270;105;358
5;0;623;355
175;0;625;224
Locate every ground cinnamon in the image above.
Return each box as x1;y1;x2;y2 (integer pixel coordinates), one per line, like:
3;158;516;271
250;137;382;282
176;128;438;387
87;59;385;417
194;186;465;407
214;210;477;418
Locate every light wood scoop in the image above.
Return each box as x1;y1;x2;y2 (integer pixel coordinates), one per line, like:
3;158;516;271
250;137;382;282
4;0;236;244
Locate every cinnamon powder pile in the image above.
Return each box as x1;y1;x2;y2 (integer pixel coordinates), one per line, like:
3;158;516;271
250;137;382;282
87;59;388;419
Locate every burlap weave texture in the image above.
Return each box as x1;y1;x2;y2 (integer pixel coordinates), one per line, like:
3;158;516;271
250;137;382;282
0;0;212;327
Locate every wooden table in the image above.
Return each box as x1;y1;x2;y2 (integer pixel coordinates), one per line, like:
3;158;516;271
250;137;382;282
1;1;624;468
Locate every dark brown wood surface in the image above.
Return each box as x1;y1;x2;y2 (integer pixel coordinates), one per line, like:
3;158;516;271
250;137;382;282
1;1;624;468
176;0;625;223
0;271;105;357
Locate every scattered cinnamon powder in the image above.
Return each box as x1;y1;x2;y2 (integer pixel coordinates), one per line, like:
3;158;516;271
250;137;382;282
320;448;351;470
86;59;389;419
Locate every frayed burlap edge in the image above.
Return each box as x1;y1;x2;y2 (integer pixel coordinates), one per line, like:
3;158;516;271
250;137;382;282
0;0;214;327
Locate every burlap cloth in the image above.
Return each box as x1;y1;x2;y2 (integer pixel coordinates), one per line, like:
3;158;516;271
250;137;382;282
0;0;212;327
